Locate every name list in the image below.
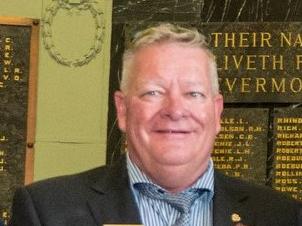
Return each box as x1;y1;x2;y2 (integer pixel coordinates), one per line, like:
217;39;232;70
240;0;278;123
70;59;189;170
213;108;269;185
272;108;302;201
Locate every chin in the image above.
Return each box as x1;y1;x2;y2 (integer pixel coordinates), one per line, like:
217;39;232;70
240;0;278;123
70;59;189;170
155;150;196;166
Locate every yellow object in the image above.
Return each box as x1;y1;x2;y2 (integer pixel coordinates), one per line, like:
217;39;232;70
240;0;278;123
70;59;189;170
231;213;241;222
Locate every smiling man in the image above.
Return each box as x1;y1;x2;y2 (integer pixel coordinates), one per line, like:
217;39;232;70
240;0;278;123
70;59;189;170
9;23;301;226
115;39;223;194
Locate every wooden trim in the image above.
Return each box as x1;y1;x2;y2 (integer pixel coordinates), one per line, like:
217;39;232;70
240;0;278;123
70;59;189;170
24;18;40;185
0;17;41;185
0;16;35;26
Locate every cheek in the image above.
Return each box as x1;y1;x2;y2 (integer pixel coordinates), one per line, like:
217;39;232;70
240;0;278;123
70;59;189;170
127;102;152;131
193;104;217;127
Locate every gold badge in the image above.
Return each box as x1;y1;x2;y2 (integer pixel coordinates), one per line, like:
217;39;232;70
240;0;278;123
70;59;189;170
231;213;241;222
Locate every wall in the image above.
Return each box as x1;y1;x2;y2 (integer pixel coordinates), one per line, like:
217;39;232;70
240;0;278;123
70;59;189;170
0;0;112;181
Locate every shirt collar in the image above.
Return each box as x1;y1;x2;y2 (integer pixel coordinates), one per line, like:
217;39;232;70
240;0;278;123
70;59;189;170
126;152;214;195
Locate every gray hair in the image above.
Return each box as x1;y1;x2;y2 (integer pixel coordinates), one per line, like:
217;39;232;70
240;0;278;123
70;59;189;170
121;23;219;95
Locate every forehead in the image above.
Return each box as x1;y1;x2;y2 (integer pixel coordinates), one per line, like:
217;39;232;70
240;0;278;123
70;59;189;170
129;42;211;84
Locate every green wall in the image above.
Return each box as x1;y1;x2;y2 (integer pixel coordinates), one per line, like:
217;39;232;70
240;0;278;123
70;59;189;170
0;0;112;181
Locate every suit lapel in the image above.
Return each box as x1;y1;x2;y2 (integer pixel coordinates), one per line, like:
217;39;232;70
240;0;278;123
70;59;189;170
85;161;259;226
87;158;141;225
213;171;255;226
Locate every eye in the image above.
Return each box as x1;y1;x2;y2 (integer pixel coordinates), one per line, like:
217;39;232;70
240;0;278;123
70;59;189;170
140;90;163;98
186;91;205;98
145;90;160;96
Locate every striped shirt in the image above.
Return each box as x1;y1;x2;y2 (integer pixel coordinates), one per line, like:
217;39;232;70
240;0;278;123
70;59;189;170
127;154;214;226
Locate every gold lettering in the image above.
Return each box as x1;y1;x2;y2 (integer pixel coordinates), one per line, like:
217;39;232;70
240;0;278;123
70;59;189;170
220;126;245;132
276;148;302;154
294;33;302;46
3;67;9;73
214;164;232;169
212;156;225;162
277;125;298;131
225;78;237;92
211;32;222;47
275;178;298;184
233;55;243;69
239;32;250;47
4;59;11;65
290;78;302;93
296;55;302;70
3;74;9;80
277;133;302;139
276;156;302;161
214;141;233;146
259;55;270;69
277;117;302;123
261;32;272;47
273;55;283;70
211;32;272;47
241;78;251;92
280;32;291;47
4;44;11;51
225;32;236;47
272;78;286;92
256;78;266;92
276;141;302;146
221;118;235;124
213;148;232;154
239;134;253;139
246;55;256;70
280;32;302;47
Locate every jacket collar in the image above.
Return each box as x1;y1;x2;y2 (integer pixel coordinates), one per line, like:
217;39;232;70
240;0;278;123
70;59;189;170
87;157;142;225
86;157;254;226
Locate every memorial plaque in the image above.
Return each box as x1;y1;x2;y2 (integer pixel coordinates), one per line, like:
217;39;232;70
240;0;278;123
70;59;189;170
272;108;302;201
0;17;39;225
213;108;269;185
200;22;302;103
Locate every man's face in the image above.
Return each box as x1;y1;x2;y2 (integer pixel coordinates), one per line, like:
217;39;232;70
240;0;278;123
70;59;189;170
115;42;223;181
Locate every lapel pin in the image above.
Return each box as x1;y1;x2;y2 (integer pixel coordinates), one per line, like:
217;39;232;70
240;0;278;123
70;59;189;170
231;213;241;222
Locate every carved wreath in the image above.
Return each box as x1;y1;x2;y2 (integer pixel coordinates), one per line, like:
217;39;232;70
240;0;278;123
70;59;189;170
42;0;105;67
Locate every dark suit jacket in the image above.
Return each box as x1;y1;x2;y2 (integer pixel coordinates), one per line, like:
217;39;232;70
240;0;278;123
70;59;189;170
9;158;301;226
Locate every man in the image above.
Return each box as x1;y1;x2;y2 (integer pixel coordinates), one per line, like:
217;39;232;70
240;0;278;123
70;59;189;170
9;23;301;226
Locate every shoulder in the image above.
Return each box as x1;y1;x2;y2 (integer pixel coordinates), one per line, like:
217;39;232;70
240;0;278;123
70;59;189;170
9;166;113;225
18;165;110;203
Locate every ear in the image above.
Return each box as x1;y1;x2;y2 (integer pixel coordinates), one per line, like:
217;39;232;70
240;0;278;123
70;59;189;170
114;91;127;132
214;93;224;134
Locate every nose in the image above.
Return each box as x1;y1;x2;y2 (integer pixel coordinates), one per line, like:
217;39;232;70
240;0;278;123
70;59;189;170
161;93;189;120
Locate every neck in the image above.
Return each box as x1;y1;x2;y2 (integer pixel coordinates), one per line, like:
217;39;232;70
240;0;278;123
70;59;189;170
129;153;210;193
148;163;209;193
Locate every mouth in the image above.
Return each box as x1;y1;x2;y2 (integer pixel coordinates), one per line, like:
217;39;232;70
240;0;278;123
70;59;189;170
154;129;192;134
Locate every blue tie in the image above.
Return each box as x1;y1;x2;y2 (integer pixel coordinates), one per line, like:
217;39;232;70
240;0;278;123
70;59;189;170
135;183;205;226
